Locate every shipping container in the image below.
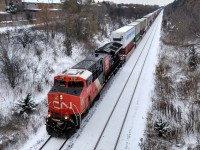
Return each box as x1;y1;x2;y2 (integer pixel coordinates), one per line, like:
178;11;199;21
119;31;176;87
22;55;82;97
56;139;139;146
135;18;148;35
111;25;135;49
127;21;141;43
143;13;153;27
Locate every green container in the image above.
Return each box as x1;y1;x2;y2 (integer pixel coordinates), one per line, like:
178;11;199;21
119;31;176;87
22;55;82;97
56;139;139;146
133;33;141;43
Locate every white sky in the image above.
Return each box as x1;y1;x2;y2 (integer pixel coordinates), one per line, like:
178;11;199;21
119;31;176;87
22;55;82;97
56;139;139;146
97;0;174;6
22;0;174;6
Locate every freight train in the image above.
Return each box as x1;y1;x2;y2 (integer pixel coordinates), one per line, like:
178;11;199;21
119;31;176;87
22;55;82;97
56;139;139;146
46;8;162;136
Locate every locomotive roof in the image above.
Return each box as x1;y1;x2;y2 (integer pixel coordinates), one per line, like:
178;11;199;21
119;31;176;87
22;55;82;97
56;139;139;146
72;54;104;71
86;54;106;61
72;60;95;70
95;42;122;54
62;69;92;80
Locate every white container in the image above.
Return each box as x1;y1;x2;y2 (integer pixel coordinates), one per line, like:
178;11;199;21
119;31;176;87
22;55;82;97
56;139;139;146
127;21;141;35
135;18;147;31
111;25;135;48
143;13;153;26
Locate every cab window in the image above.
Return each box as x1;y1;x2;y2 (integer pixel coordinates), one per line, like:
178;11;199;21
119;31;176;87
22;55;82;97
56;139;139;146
68;81;84;87
54;79;66;87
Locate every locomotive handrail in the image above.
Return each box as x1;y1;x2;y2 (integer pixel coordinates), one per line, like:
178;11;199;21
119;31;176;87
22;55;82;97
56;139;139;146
73;103;82;127
70;104;79;127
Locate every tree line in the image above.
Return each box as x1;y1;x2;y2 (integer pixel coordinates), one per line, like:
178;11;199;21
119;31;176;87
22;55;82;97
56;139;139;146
163;0;200;44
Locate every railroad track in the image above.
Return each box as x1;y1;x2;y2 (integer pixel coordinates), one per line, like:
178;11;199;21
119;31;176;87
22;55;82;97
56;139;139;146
39;136;52;150
39;136;68;150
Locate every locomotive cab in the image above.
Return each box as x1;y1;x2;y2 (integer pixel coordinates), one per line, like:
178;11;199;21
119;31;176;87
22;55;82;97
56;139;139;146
46;69;93;135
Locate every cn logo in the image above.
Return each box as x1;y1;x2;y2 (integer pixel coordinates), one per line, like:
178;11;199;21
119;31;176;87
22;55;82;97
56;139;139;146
50;101;70;110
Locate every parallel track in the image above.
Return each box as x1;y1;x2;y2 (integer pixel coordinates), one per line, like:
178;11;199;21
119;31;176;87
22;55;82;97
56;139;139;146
39;136;68;150
39;136;52;150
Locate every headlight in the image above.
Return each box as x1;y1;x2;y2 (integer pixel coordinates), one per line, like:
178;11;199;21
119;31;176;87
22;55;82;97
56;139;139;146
47;114;51;118
60;95;63;100
64;116;68;120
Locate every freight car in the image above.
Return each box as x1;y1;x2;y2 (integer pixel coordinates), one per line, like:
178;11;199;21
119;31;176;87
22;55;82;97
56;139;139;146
127;21;141;45
135;18;147;37
111;25;135;61
46;9;161;136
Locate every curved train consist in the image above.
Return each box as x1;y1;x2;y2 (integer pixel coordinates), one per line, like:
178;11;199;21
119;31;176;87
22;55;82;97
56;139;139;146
46;9;162;136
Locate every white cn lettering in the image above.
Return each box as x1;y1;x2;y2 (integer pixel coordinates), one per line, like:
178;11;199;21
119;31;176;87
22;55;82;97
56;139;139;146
52;101;70;110
53;101;60;109
61;102;69;109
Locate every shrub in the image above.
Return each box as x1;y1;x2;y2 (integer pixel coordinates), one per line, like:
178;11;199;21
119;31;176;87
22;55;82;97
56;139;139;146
154;119;170;138
15;93;38;114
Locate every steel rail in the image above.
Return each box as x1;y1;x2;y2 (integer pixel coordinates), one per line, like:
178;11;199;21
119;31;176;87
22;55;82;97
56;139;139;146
39;136;52;150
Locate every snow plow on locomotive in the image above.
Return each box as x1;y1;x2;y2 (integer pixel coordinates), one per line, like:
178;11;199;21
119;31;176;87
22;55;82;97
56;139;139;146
46;42;123;136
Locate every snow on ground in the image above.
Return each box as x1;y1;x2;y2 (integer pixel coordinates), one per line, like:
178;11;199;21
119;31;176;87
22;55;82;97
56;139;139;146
20;126;49;150
19;11;163;150
0;24;36;33
0;12;9;14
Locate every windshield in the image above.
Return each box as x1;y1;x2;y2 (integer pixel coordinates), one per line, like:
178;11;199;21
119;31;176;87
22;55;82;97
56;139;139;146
54;79;66;87
68;81;84;88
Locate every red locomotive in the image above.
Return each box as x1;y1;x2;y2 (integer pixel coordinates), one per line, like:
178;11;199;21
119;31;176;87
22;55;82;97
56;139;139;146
46;42;123;135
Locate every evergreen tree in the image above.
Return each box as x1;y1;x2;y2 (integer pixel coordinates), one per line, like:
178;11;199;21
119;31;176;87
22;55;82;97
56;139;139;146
154;119;170;137
188;47;198;70
15;93;38;114
64;37;72;56
5;2;17;14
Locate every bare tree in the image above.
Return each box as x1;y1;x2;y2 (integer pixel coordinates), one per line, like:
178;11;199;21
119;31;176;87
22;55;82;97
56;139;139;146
15;29;34;48
36;4;57;44
0;39;25;89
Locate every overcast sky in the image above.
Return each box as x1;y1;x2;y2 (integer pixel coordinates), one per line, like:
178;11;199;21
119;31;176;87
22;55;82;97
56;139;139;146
97;0;174;6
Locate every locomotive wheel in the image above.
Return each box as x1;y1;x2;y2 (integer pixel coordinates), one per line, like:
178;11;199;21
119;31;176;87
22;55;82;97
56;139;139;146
95;93;100;101
72;115;82;129
76;115;82;129
46;125;53;135
65;128;76;139
84;106;89;115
